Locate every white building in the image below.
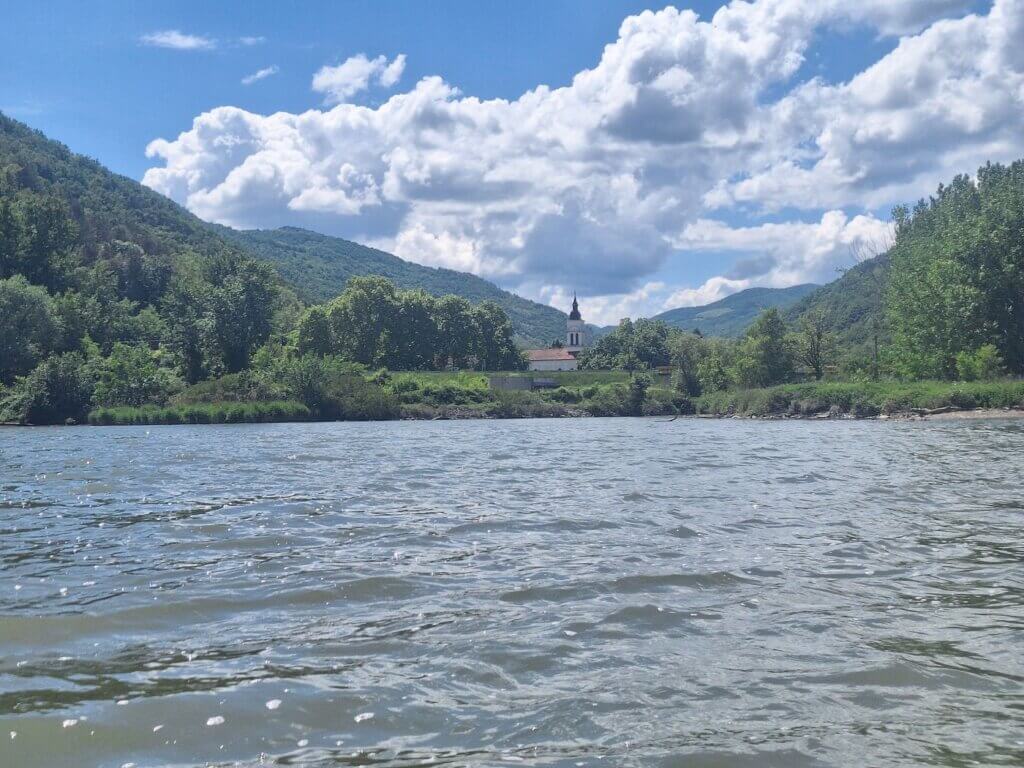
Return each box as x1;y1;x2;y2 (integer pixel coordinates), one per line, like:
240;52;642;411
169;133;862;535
527;295;588;371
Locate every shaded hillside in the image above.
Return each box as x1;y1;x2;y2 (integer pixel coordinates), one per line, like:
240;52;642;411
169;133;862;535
652;283;819;336
0;113;245;264
784;256;890;346
221;226;566;346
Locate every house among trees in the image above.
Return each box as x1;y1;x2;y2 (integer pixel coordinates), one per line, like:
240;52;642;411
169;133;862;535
527;295;588;371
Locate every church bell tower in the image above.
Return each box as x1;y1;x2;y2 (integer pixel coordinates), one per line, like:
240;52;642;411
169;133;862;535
566;294;586;354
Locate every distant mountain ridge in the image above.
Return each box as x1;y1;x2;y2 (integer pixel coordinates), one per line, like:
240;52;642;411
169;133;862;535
219;226;566;347
651;283;820;336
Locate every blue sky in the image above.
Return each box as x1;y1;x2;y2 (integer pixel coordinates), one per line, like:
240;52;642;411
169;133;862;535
4;1;722;179
1;0;1014;323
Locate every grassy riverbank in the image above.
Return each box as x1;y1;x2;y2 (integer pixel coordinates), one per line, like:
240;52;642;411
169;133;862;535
694;380;1024;417
88;401;310;425
76;375;1024;425
82;370;680;424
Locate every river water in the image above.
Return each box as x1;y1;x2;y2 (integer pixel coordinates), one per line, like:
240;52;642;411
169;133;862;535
1;418;1023;767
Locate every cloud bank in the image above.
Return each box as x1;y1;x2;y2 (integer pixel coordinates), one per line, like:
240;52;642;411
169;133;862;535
142;0;1024;324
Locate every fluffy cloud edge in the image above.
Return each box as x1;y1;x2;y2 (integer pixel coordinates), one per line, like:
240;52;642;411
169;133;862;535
312;53;407;104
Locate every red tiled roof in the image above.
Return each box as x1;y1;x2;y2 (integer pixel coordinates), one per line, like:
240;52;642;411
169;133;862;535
527;348;577;361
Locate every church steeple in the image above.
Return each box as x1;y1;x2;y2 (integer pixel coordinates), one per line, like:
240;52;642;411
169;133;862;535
568;293;582;321
566;293;585;351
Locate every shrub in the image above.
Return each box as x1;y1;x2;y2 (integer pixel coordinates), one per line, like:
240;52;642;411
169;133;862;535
389;374;492;407
0;353;95;425
546;387;583;404
486;391;566;419
173;371;283;404
583;383;631;416
317;376;399;421
628;374;651;416
0;275;57;384
956;344;1005;382
92;342;181;407
87;401;310;425
645;388;693;415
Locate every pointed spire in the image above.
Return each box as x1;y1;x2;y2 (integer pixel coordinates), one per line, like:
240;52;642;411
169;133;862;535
569;292;582;321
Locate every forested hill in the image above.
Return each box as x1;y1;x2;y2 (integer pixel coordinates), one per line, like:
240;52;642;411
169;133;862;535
0;113;245;263
221;226;565;346
652;283;819;336
784;255;890;347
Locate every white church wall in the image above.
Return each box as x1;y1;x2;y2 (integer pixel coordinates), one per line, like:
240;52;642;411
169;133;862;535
528;359;579;372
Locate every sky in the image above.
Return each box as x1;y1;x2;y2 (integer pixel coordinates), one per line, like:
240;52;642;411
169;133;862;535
2;0;1019;325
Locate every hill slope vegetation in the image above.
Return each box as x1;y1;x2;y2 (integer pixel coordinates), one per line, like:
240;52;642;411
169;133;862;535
221;226;566;346
652;283;819;336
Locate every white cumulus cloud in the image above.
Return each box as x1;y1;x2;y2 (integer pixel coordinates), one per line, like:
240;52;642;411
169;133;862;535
142;0;1024;319
312;53;407;104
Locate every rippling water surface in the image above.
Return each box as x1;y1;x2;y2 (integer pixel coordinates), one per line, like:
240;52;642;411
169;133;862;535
2;418;1023;767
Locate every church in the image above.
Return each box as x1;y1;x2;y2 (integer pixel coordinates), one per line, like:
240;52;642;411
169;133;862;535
526;295;588;371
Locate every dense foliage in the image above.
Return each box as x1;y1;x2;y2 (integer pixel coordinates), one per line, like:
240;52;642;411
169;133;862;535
610;161;1024;392
578;318;672;371
295;276;525;371
3;113;1022;425
694;380;1024;418
885;162;1024;379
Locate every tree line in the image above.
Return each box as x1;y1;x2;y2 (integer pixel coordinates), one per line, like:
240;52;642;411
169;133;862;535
295;276;523;371
578;308;839;396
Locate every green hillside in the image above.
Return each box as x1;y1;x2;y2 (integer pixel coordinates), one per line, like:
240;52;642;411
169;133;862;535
0;113;247;263
220;226;566;346
652;283;819;336
784;255;890;347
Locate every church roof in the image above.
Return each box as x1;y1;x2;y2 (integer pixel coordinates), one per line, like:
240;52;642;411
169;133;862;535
568;294;582;321
527;347;577;361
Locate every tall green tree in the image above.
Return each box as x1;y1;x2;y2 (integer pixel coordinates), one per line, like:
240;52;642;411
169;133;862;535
434;294;475;369
295;305;335;356
395;290;439;370
733;308;792;388
204;257;279;373
327;275;401;366
472;300;524;370
91;342;180;407
886;163;1024;378
579;318;671;371
0;274;57;383
794;309;834;380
